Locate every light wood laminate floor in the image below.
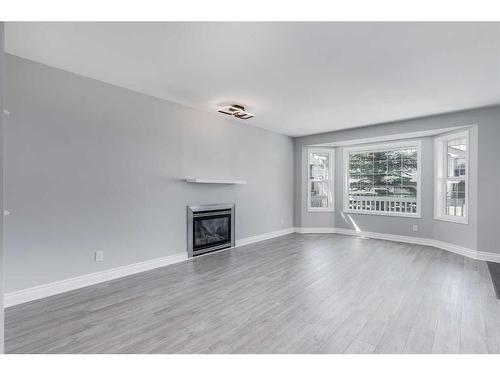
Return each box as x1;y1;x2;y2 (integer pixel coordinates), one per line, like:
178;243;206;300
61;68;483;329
5;234;500;353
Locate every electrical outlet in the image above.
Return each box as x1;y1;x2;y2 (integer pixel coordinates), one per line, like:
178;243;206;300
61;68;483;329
280;218;285;225
95;250;104;262
412;225;418;232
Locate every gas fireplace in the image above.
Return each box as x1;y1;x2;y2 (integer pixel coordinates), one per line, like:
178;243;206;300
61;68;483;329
187;204;235;257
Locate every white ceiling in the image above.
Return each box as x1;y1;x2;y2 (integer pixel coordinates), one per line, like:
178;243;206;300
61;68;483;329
5;22;500;137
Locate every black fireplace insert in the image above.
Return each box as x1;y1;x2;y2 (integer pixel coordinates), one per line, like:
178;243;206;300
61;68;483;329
193;209;231;252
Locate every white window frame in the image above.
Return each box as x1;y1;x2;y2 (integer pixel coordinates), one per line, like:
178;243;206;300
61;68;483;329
343;140;422;218
434;130;469;224
307;147;335;212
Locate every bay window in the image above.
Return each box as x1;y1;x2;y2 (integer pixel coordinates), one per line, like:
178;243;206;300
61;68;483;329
343;141;421;217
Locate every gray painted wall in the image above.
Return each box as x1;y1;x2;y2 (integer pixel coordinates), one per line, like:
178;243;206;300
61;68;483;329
1;22;5;354
294;106;499;254
4;55;294;292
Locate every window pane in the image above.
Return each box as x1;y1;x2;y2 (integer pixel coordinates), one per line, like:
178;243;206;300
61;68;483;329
401;147;418;198
349;174;361;195
358;152;374;175
347;146;418;215
402;149;418;174
373;185;388;197
374;160;387;175
387;150;402;173
310;181;330;208
349;153;363;174
309;152;329;180
447;138;466;177
445;180;466;217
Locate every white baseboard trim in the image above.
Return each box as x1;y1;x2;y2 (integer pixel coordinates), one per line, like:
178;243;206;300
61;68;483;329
295;227;336;234
4;252;188;308
296;227;500;263
5;227;296;307
235;227;295;247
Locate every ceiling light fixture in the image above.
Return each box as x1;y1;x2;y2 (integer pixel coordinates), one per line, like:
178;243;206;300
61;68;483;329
217;104;254;120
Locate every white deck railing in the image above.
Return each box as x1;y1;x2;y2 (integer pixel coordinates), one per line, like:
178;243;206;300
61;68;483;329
348;196;417;214
310;196;328;208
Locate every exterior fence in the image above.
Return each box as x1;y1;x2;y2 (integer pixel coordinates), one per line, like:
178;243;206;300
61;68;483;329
347;196;417;214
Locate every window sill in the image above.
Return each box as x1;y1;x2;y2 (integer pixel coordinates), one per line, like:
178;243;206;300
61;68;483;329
307;208;335;213
434;215;469;225
343;209;421;219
